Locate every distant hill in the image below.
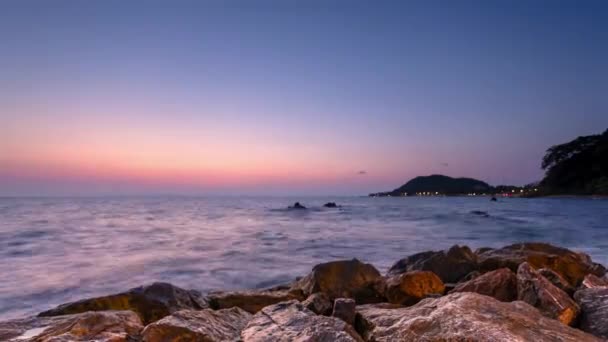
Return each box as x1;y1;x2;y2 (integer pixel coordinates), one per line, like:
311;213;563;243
370;175;492;196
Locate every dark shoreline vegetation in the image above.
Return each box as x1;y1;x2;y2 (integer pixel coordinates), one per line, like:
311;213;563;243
2;242;608;341
370;129;608;198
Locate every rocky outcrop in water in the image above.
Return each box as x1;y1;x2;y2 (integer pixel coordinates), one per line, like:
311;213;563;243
0;311;143;342
449;267;517;302
38;282;207;325
355;292;600;341
4;242;608;341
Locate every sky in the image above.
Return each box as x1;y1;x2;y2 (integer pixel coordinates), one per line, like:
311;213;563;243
1;0;607;196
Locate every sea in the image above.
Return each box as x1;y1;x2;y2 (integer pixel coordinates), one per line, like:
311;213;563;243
1;196;607;320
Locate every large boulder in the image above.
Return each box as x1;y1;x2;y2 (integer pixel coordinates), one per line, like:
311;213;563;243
241;300;363;341
207;289;303;314
539;268;576;295
387;245;478;283
517;262;580;325
0;311;143;342
581;274;608;289
384;271;445;305
574;287;608;339
141;307;251;342
477;243;606;287
355;292;601;341
291;259;384;304
38;282;207;325
449;267;517;302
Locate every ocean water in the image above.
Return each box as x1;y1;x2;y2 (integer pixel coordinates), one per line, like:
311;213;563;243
1;196;607;320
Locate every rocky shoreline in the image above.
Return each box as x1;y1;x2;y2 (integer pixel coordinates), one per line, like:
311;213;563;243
2;242;608;341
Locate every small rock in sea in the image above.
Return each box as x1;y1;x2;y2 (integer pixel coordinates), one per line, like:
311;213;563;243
477;242;607;287
385;271;445;305
37;282;207;325
538;268;576;295
0;311;143;342
574;287;608;339
355;292;601;341
302;292;333;315
449;268;517;302
332;298;356;326
288;202;307;209
207;288;304;314
581;273;608;289
470;210;489;217
291;258;385;304
490;196;497;201
323;202;339;208
241;300;363;341
517;262;580;325
141;307;251;342
388;245;478;284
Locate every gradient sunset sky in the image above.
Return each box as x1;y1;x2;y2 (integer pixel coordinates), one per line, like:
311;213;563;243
1;1;607;196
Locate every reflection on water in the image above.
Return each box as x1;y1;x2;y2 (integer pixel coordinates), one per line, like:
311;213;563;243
0;196;607;320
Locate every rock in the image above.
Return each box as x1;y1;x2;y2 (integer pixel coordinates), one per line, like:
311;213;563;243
574;287;608;339
323;202;339;208
459;270;481;283
141;307;251;342
355;292;601;341
384;271;445;305
241;300;363;341
517;262;580;325
539;268;576;295
332;298;356;326
449;268;517;302
38;282;207;325
291;258;384;304
477;242;606;287
302;293;333;315
470;210;489;217
207;288;303;314
387;245;478;283
581;274;608;289
288;202;306;209
0;311;143;342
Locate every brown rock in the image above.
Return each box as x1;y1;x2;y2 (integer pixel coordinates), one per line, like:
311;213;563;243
449;267;517;302
539;268;576;295
141;307;251;342
291;259;384;304
355;292;601;341
38;282;207;325
302;293;333;315
517;262;580;325
0;311;143;342
241;300;363;341
385;271;445;305
581;274;608;289
574;287;608;339
387;245;478;283
207;289;302;314
332;298;356;326
477;243;606;287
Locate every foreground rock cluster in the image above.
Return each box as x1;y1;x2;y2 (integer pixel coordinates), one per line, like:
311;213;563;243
2;242;608;341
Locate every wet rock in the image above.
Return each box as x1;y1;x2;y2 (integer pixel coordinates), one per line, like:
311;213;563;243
539;268;576;295
332;298;356;326
0;311;143;342
387;245;478;283
517;262;580;325
292;258;384;304
302;293;332;315
323;202;339;208
355;292;600;341
477;242;606;287
449;268;517;302
384;271;445;305
574;287;608;339
207;289;303;314
241;300;363;341
581;273;608;289
38;282;207;325
141;307;251;342
470;210;489;217
288;202;306;209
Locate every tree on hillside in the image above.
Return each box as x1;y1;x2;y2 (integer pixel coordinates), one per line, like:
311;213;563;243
540;129;608;194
